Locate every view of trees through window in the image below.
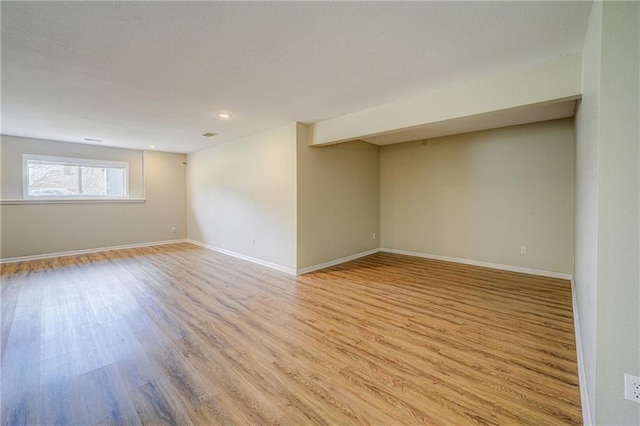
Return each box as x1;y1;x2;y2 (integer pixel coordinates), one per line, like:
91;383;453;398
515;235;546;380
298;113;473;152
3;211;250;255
26;158;126;197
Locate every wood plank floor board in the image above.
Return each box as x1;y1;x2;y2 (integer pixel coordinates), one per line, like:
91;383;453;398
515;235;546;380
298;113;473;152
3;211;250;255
0;243;582;425
128;377;194;426
1;327;41;426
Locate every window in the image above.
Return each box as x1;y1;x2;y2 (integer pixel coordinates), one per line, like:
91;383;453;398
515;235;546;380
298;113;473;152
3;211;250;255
23;155;128;199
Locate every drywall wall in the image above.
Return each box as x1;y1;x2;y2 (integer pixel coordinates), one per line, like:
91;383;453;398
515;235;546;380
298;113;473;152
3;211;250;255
575;2;640;424
574;1;602;421
594;1;640;424
0;136;186;259
312;54;581;145
296;123;380;270
380;119;575;275
186;123;297;271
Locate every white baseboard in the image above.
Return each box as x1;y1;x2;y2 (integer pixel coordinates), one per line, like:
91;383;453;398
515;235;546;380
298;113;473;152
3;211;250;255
187;239;297;275
0;239;189;264
187;240;380;276
296;248;382;275
381;248;573;281
571;279;592;426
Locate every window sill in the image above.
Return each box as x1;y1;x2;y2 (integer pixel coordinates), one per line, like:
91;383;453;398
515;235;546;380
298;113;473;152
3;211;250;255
0;198;147;205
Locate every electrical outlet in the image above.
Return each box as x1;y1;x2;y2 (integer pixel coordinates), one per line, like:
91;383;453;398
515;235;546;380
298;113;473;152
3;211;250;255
520;246;527;254
251;238;255;247
372;233;376;240
625;374;640;403
171;226;176;233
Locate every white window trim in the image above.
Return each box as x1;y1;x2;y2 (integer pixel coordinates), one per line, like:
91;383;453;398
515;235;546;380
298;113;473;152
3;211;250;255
22;154;130;200
0;198;146;205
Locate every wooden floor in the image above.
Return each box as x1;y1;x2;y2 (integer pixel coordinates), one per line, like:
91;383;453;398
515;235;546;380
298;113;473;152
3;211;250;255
1;243;582;425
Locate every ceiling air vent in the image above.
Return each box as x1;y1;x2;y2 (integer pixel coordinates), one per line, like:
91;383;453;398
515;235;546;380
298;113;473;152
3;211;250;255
202;132;217;138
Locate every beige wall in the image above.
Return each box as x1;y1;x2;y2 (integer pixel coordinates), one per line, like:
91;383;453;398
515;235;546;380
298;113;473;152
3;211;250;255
186;123;297;270
380;119;575;274
575;2;640;424
595;3;640;423
0;136;186;259
296;123;379;270
590;2;639;424
574;1;602;420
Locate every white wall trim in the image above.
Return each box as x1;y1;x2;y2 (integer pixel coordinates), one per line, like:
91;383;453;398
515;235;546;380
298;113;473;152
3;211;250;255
381;248;573;280
187;239;297;275
571;279;593;426
0;239;188;264
296;248;382;275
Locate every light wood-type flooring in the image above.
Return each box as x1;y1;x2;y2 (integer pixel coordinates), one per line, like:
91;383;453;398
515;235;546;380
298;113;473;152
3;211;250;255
1;243;582;425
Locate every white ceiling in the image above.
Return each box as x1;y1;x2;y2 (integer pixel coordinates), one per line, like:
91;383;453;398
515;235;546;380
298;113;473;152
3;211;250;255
1;1;592;153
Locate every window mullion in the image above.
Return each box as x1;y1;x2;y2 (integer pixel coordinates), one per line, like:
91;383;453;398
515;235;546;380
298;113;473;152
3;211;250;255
78;166;83;195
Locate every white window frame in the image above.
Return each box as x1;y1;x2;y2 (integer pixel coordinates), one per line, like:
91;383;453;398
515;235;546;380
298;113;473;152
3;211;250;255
23;154;129;200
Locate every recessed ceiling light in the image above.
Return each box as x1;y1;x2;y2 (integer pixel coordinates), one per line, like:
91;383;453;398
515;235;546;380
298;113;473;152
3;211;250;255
84;138;103;142
202;132;217;137
149;145;157;149
217;112;232;119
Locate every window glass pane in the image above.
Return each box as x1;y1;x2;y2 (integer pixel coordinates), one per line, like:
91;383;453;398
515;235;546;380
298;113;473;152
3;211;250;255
25;157;127;198
80;166;105;196
28;162;79;196
106;168;126;196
